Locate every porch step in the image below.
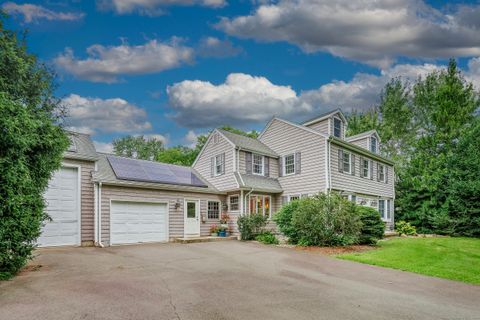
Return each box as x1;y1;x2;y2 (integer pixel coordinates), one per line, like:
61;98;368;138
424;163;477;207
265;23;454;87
173;236;238;244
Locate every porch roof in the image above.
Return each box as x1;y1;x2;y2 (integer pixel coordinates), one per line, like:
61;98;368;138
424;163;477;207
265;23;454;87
234;172;283;193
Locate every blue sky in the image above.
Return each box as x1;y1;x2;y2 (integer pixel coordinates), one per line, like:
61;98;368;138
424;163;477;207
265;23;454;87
3;0;480;151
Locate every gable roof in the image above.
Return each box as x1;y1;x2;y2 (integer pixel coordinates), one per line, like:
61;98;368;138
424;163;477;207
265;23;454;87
93;153;222;194
217;129;278;158
302;108;347;126
345;129;381;143
234;172;283;193
258;117;329;140
64;131;98;161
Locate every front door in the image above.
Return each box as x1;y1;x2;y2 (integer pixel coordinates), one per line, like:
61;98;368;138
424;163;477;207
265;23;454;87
184;200;200;237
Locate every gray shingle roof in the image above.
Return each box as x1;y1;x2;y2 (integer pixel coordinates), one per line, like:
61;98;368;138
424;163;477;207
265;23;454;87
234;172;283;193
65;132;98;161
217;129;278;158
345;129;380;142
93;153;222;194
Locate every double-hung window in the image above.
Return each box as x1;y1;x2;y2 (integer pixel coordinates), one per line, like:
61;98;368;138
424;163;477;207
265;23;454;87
370;136;377;153
289;195;300;202
253;154;264;175
333;118;342;138
207;201;220;219
249;195;271;218
342;151;351;174
378;164;385;182
284;154;295;175
215;154;224;176
229;195;239;211
362;159;370;178
378;199;386;220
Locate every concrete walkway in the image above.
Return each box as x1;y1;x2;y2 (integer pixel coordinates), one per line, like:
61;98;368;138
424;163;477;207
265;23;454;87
1;241;479;320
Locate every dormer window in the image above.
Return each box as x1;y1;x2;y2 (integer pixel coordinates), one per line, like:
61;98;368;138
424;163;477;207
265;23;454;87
333;117;342;138
370;136;377;153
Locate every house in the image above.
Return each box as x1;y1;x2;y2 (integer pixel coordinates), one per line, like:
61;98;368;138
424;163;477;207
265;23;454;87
38;109;394;247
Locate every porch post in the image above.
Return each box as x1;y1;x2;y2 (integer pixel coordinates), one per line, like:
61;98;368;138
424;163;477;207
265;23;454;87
240;189;244;215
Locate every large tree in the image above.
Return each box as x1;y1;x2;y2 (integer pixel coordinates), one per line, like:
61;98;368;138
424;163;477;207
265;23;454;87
0;17;69;279
113;135;164;160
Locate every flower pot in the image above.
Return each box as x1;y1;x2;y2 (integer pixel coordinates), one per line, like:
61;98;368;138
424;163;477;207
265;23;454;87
210;232;217;237
225;230;230;237
218;230;226;237
220;223;228;229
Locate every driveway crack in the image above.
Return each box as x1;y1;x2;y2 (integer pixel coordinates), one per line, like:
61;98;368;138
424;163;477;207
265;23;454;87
162;279;181;320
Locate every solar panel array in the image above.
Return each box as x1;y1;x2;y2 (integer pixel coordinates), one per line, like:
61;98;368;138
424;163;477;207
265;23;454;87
107;156;208;188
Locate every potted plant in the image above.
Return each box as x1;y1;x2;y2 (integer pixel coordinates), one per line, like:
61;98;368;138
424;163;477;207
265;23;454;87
217;226;227;237
219;213;230;229
210;225;218;237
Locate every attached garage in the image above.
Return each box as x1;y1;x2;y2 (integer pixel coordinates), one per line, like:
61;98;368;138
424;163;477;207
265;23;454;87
37;166;80;247
110;201;168;245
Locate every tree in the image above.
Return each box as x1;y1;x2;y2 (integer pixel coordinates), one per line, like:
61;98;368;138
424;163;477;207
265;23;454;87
0;17;69;279
155;146;196;166
113;135;164;160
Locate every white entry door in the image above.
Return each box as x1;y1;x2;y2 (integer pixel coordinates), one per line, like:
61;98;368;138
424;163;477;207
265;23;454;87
184;200;200;237
37;166;80;247
110;201;168;245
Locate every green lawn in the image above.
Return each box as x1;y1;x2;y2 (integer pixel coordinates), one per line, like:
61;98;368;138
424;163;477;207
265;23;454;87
337;237;480;285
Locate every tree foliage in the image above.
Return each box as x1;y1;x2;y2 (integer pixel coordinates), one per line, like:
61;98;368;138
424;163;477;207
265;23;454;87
113;135;164;160
0;18;69;279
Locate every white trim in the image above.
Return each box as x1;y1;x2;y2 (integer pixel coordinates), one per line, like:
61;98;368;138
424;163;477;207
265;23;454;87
361;158;371;179
252;153;264;176
332;116;343;138
324;139;330;192
240;189;244;214
246;194;271;218
60;162;82;246
206;200;221;220
192;129;235;167
342;151;352;174
94;182;98;245
287;195;301;202
184;198;201;237
109;198;170;245
258;117;330;140
302;109;348;127
227;194;240;212
214;153;224;176
346;130;381;143
282;153;296;176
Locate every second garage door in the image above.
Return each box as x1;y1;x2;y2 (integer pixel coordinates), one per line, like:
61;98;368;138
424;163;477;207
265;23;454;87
110;201;168;245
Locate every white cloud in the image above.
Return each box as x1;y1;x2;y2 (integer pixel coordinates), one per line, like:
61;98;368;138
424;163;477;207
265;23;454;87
197;37;243;58
97;0;226;15
141;134;169;145
183;130;203;148
167;58;480;128
216;0;480;68
167;73;312;127
93;141;114;153
55;39;194;83
62;94;152;134
2;2;84;23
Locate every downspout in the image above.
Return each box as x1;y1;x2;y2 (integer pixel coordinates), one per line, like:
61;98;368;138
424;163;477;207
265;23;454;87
97;182;104;248
94;182;98;245
327;139;332;193
244;187;254;215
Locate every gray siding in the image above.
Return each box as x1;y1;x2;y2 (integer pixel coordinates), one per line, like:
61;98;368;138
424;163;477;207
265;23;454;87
193;132;237;191
329;143;394;198
349;138;369;150
63;158;95;245
238;150;279;178
100;185;226;245
306;118;329;135
260;119;327;202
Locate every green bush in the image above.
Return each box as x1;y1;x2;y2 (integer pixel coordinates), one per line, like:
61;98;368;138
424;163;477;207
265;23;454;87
255;231;279;245
0;19;69;280
237;214;268;240
276;193;362;246
357;206;385;245
273;200;301;243
395;221;417;236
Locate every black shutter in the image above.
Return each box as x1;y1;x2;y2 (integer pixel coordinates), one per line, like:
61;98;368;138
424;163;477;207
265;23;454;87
278;156;283;177
377;163;380;181
351;154;355;176
295;152;301;175
359;157;364;177
370;160;374;180
338;149;343;173
385;166;389;184
264;157;270;177
246;152;252;174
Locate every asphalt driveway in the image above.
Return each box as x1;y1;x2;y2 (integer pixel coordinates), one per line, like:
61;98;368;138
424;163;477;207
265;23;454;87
1;241;479;320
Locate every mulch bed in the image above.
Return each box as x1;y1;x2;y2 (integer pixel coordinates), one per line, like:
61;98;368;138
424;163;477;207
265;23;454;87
294;245;377;255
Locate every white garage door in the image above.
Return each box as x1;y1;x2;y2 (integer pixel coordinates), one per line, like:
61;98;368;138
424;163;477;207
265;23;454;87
110;201;168;245
37;167;80;247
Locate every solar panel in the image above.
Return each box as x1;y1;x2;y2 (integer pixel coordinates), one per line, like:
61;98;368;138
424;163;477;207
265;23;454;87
107;156;208;188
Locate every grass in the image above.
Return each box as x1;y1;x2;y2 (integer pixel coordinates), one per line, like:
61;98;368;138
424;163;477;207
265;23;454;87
337;237;480;285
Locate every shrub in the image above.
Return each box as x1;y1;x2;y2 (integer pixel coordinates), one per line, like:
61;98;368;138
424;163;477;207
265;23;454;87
276;193;362;246
255;231;279;245
237;214;268;240
273;200;301;243
395;221;417;236
357;206;385;245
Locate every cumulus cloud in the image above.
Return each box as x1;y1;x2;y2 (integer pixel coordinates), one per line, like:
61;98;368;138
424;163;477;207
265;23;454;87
97;0;226;15
167;73;312;127
141;134;170;145
183;130;203;148
54;39;194;83
167;59;480;128
2;2;85;23
197;37;243;58
62;94;152;134
216;0;480;68
93;141;114;153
